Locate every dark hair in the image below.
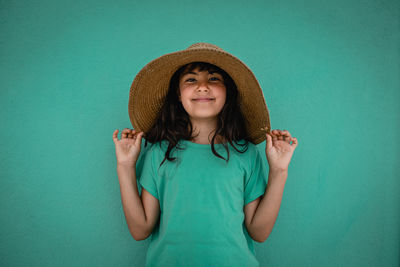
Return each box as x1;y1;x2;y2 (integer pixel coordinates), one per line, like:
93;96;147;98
143;61;250;167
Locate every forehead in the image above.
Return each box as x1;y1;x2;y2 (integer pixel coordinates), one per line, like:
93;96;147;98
181;67;222;76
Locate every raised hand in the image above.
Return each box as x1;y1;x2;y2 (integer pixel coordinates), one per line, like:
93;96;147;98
112;128;144;167
264;128;298;172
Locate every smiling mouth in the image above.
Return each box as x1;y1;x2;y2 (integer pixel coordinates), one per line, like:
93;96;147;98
192;98;215;102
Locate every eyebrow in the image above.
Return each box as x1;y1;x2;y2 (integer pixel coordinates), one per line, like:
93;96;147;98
183;71;220;76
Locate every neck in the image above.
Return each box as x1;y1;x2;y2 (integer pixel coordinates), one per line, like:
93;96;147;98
189;118;225;144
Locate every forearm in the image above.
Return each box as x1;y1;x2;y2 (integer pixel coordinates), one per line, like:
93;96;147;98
250;169;288;242
117;164;148;240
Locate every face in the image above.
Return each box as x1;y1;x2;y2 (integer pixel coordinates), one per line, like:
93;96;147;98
178;67;226;123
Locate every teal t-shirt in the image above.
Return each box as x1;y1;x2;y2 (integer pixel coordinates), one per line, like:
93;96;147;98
135;139;268;267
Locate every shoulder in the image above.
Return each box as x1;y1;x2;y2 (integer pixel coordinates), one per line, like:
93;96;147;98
248;142;262;157
229;139;259;156
142;139;178;162
141;140;168;157
225;140;260;169
137;141;164;162
142;139;168;150
245;142;264;165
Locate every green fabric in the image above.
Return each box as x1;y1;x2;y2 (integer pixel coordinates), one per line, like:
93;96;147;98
136;139;268;267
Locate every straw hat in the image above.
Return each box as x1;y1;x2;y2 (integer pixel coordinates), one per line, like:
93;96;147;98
128;42;271;145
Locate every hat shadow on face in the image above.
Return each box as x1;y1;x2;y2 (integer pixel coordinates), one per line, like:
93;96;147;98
129;42;271;145
173;62;238;118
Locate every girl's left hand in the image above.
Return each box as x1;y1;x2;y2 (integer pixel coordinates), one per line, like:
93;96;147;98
264;128;298;172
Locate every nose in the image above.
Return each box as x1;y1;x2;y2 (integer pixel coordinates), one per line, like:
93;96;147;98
196;81;210;92
196;87;209;92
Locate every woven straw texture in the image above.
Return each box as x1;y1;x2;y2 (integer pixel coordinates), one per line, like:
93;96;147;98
128;42;271;145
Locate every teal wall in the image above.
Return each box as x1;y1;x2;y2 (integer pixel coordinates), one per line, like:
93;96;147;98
1;0;398;266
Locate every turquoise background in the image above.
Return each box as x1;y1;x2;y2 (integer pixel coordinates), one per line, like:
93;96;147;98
1;0;398;266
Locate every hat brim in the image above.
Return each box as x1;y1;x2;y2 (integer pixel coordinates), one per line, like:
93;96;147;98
129;47;271;145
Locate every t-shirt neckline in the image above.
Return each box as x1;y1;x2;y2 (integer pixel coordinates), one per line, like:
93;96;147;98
179;139;227;149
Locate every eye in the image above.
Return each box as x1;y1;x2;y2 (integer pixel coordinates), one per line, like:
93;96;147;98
184;77;221;82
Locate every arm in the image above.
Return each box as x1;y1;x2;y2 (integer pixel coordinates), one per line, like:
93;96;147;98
247;128;297;242
248;169;288;243
113;129;160;241
117;164;148;241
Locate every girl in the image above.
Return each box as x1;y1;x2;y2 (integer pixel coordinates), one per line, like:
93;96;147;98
112;43;298;267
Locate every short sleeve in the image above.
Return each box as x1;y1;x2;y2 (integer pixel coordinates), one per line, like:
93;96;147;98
244;146;268;206
136;144;159;200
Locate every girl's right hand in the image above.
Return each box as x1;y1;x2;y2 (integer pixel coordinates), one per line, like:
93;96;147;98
112;128;144;167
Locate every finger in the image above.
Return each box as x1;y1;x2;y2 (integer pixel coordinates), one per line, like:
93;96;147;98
281;130;292;143
129;129;138;138
291;137;298;148
271;130;279;141
112;129;119;143
275;129;287;141
281;130;292;138
127;129;138;139
135;132;144;146
121;128;130;139
266;133;273;150
134;130;142;139
276;130;284;140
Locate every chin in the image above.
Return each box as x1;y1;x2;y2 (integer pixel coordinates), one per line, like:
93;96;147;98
189;113;220;120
